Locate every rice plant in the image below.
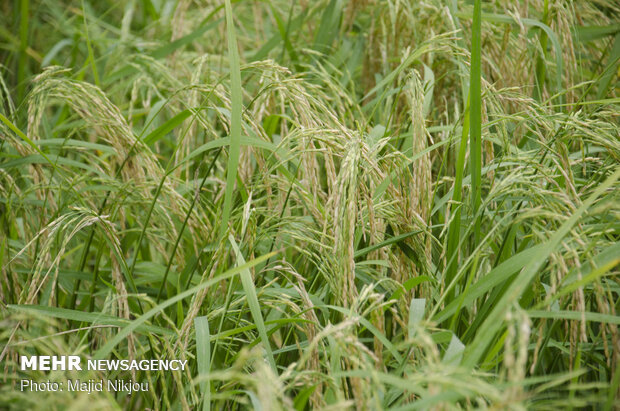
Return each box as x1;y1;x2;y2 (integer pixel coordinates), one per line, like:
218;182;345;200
0;0;618;409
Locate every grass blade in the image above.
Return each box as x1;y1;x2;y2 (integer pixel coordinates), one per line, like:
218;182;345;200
81;0;100;87
220;0;243;239
469;0;482;243
533;0;550;101
596;33;620;99
527;310;620;325
8;304;172;335
313;0;342;54
408;298;426;340
445;98;470;299
17;0;28;103
229;235;277;373
143;109;191;145
433;244;544;324
195;316;211;411
443;333;465;365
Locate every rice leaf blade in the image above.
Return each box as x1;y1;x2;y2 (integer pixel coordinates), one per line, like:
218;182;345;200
220;0;243;239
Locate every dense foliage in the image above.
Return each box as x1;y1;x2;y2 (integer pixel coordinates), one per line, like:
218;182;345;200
0;0;619;409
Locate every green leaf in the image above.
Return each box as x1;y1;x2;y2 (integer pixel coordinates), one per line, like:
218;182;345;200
469;0;482;243
527;310;620;325
433;244;543;324
143;110;191;145
408;298;426;340
392;276;431;301
313;0;342;54
195;316;211;411
229;236;277;373
8;304;172;335
354;229;424;258
443;333;465;365
151;17;223;60
597;33;620;99
220;0;243;239
575;24;620;42
445;96;470;296
294;385;317;411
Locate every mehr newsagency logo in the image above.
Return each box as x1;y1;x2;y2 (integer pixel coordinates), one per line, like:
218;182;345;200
18;355;187;395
